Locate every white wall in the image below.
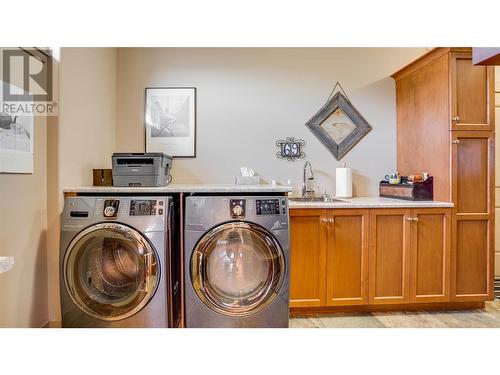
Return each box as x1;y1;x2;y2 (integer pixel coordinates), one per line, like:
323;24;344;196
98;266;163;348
46;48;116;322
116;48;427;196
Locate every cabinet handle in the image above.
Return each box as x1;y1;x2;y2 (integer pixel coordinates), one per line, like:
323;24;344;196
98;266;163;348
452;116;460;122
452;139;461;144
328;218;334;224
405;217;413;221
321;218;328;223
413;217;419;223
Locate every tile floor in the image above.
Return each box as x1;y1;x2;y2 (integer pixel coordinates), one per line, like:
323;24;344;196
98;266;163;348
289;301;500;328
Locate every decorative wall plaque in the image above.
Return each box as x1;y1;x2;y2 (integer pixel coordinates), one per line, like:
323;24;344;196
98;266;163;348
305;83;372;160
276;137;305;161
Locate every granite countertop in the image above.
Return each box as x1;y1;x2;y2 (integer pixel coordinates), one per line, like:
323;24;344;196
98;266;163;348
63;184;293;194
288;196;453;209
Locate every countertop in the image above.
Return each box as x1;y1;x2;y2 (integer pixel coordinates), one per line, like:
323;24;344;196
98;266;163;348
63;184;293;194
288;196;453;209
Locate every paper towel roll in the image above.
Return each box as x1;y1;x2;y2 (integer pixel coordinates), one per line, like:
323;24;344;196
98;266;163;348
336;167;352;198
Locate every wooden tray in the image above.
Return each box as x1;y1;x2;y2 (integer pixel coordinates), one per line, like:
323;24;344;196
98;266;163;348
379;177;433;201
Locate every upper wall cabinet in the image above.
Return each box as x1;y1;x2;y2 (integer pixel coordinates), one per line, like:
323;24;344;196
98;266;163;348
450;51;495;131
392;48;496;202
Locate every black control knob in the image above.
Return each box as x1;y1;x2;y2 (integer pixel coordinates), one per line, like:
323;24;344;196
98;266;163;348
103;199;120;218
232;205;243;216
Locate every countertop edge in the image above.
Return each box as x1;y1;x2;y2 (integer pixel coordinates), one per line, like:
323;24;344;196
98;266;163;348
63;184;293;193
288;197;454;209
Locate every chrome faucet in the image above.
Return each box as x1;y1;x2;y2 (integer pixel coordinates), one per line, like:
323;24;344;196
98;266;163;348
302;161;315;198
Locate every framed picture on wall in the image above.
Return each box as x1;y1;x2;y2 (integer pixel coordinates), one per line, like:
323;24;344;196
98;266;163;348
0;81;34;174
144;87;196;157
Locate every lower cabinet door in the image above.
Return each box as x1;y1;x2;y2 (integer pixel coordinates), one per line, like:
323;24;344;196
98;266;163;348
369;209;411;304
289;209;327;308
409;208;451;303
326;209;369;306
451;131;494;301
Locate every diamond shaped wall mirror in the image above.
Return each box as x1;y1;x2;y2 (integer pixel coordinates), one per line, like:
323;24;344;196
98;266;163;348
306;90;372;160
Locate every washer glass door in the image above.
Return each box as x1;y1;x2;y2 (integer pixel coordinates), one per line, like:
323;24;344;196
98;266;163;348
64;223;159;321
191;222;285;317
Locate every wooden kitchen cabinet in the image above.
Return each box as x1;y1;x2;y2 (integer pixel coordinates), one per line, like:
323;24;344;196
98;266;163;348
291;207;451;310
369;209;411;304
410;208;451;303
326;209;369;306
451;131;495;301
289;209;327;308
289;208;369;308
392;48;495;304
393;48;495;202
450;51;495;131
369;208;451;305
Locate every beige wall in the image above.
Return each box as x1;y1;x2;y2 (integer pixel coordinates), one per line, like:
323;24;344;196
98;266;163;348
3;47;430;324
116;48;427;196
0;49;48;327
46;48;116;322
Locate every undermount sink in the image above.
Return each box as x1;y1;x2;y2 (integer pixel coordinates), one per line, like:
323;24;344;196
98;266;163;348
288;197;347;203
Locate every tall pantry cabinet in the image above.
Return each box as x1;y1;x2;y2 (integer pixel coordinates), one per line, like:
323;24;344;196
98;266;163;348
392;48;495;302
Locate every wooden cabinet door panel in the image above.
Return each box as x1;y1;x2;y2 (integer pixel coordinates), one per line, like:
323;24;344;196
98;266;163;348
369;209;411;304
451;131;495;301
326;209;369;306
455;220;490;298
410;208;451;303
289;209;327;307
454;134;490;214
450;53;495;131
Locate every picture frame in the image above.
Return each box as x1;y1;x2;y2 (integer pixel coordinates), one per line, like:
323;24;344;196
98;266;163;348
305;91;372;160
144;87;196;158
0;80;34;174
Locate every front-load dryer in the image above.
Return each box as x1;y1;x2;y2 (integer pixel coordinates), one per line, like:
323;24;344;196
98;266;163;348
59;196;181;328
184;195;290;327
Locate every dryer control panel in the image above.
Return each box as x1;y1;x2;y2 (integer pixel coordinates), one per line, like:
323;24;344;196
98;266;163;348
130;199;163;216
256;198;286;215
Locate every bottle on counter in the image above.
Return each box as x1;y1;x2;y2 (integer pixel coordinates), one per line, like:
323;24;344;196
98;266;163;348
286;178;293;197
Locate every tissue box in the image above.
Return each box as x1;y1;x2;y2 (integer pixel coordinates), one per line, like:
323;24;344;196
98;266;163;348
236;176;261;185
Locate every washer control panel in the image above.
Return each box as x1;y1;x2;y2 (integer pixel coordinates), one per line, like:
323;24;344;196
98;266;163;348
256;198;286;215
129;199;159;216
230;199;246;219
103;199;120;218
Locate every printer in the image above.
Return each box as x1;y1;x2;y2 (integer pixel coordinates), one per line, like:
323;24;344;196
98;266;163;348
112;153;172;187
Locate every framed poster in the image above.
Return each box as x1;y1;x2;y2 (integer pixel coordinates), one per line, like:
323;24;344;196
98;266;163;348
0;81;34;174
144;87;196;158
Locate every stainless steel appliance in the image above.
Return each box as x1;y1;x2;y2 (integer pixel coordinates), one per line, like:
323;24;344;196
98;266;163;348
59;196;181;328
112;153;172;187
184;195;290;327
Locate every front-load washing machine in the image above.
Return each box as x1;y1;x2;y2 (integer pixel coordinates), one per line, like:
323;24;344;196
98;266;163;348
184;195;290;327
59;196;181;328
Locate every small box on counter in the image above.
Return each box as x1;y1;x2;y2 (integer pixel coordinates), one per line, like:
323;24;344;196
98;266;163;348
379;176;433;201
93;169;113;186
235;176;261;185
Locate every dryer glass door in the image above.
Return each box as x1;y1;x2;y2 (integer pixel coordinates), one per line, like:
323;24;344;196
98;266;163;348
64;223;159;321
191;222;285;317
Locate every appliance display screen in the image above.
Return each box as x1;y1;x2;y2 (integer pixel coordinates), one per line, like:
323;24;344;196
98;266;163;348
129;200;157;216
256;199;281;215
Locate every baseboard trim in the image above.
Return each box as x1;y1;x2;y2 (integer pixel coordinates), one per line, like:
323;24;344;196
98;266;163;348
290;301;485;317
